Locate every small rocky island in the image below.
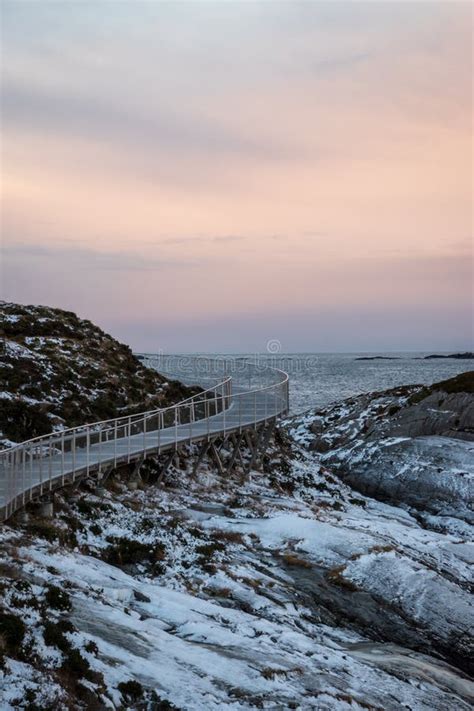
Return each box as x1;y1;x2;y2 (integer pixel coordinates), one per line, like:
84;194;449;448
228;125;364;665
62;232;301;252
354;356;400;361
423;352;474;360
355;353;474;361
0;303;473;709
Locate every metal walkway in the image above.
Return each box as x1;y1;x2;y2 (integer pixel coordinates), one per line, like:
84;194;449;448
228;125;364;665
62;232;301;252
0;357;289;521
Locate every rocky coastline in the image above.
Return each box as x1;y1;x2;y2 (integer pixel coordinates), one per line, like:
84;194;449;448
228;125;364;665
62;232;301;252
0;306;472;709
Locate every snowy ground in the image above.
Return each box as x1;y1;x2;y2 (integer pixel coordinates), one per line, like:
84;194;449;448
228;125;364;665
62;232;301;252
0;421;472;709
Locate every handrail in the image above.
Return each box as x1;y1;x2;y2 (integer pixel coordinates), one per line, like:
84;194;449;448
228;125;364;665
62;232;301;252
1;375;232;452
0;357;289;521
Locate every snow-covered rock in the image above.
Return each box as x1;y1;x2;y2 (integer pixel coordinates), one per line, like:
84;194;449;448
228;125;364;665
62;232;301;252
293;372;474;521
1;330;472;709
0;433;472;709
324;435;474;521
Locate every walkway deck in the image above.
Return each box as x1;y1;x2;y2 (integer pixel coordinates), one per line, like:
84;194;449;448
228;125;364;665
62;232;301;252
0;358;289;521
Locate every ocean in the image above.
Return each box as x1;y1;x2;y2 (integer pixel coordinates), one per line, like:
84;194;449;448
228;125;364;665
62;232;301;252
230;352;473;414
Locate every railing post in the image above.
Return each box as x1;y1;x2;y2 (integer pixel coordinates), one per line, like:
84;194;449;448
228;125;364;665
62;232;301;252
175;407;178;451
39;443;43;494
127;416;131;463
87;428;91;474
99;425;102;471
29;443;33;497
223;391;226;435
72;431;76;480
21;447;25;506
48;439;52;491
61;431;65;486
10;450;14;516
143;414;147;460
114;420;118;467
7;451;11;516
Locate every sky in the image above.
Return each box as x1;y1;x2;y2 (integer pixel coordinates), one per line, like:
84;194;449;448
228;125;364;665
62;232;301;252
1;0;472;352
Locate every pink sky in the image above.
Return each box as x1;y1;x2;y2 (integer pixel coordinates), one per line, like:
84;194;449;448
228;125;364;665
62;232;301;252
1;1;472;351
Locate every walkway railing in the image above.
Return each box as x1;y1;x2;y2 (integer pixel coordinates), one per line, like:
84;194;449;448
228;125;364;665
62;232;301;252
0;357;289;522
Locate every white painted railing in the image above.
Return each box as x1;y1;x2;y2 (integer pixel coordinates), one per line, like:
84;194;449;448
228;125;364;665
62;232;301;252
0;357;289;521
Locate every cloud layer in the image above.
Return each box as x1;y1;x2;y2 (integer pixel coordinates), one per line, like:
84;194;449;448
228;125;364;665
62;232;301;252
1;1;472;351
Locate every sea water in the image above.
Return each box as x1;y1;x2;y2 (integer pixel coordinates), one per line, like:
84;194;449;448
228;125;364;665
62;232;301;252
262;353;472;413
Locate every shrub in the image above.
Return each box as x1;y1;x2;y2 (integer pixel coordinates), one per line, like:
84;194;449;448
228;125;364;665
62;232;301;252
281;553;312;568
57;618;75;633
105;537;165;566
0;612;26;652
195;542;225;558
75;499;94;516
26;522;60;543
26;521;78;548
211;530;244;545
326;566;358;592
10;594;40;611
0;399;52;442
118;680;144;702
84;640;99;656
148;696;181;710
43;621;71;653
348;498;366;508
62;648;91;678
369;544;394;554
45;585;72;611
13;580;31;593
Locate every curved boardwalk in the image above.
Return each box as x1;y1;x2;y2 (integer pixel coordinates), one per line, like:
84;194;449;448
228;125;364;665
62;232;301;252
0;357;289;521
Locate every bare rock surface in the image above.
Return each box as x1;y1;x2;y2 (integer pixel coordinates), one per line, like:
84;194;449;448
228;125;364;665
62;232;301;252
324;436;473;521
296;372;474;521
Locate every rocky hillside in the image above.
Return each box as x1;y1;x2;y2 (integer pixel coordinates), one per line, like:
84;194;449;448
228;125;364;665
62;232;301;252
0;302;194;444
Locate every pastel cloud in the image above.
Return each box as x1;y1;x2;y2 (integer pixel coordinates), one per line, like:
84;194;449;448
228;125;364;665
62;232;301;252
1;1;472;351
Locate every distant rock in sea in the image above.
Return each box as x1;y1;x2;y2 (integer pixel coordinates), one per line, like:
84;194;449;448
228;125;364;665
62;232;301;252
423;352;474;360
355;356;400;361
